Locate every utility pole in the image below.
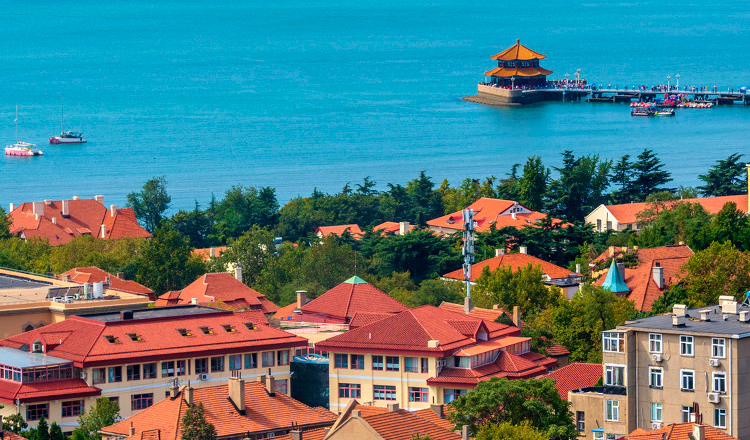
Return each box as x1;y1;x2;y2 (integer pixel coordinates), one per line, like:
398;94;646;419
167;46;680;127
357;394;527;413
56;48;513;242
462;209;475;314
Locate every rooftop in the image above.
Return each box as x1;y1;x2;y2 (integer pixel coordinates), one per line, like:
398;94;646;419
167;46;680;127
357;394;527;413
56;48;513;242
540;362;602;400
60;266;154;297
491;39;547;61
298;276;408;322
597;194;748;225
617;302;750;337
442;252;578;282
314;224;363;239
625;423;738;440
0;346;70;368
427;197;566;233
78;304;223;322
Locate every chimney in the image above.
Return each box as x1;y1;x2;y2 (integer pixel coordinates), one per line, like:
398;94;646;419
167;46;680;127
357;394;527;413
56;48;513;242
608;246;615;257
62;199;69;217
62;274;70;282
129;422;135;436
462;425;470;440
464;296;473;314
234;267;243;283
511;212;517;220
351;410;361;418
617;263;625;281
186;386;194;406
110;204;117;217
430;404;444;418
519;246;527;254
209;247;215;258
495;249;505;257
95;194;104;205
51;217;57;225
170;384;179;399
512;305;521;327
399;221;410;235
9;202;14;211
576;263;581;274
228;377;246;413
427;340;440;348
387;403;399;412
265;375;276;395
673;304;687;316
117;272;125;279
257;374;266;383
72;195;80;200
740;310;750;323
289;430;302;440
673;315;684;327
492;304;500;310
699;309;711;321
693;424;705;440
32;201;44;217
296;290;307;308
100;224;107;238
190;298;198;305
652;265;664;289
105;276;111;285
44;199;52;206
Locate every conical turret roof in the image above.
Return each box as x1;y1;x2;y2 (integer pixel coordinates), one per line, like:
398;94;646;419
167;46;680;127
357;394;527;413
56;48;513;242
601;259;630;293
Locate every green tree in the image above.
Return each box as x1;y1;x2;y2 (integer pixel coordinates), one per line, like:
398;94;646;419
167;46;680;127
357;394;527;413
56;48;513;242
474;263;552;316
712;202;750;250
698;153;746;196
181;403;217;440
496;164;521;201
650;284;691;314
629;149;672;202
679;241;750;307
209;226;276;288
171;201;216;248
0;207;11;239
450;377;576;440
609;155;633;204
367;229;460;283
35;417;50;440
47;235;142;275
405;171;443;226
635;200;713;250
49;422;65;440
477;421;549;440
547;151;611;222
517;156;549;211
211;185;279;241
2;413;28;433
127;176;172;233
133;224;206;295
74;397;120;440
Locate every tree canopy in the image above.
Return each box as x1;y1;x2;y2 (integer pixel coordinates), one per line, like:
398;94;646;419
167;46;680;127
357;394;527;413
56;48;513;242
698;153;746;196
127;176;171;233
74;397;121;440
181;403;217;440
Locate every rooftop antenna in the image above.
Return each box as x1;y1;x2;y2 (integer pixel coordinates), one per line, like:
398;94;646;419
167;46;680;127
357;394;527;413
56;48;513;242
462;208;475;314
742;291;750;307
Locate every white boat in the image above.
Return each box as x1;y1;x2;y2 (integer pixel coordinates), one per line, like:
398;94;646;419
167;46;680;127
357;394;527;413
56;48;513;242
5;105;43;157
49;97;86;144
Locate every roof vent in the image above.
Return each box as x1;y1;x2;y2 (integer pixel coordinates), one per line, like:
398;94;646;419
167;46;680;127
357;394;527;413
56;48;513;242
740;311;750;323
672;315;685;327
699;309;711;321
72;196;80;200
495;249;505;257
190;298;199;305
31;339;43;353
673;304;687;317
44;199;52;206
95;194;104;205
427;340;439;348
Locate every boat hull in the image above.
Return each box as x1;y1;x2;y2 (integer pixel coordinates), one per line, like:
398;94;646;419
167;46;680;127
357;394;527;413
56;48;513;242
5;147;43;156
50;136;86;144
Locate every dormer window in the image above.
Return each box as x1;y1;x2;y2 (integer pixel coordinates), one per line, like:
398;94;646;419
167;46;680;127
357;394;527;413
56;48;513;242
244;322;255;330
221;324;236;333
32;340;43;353
127;333;142;341
199;326;214;335
104;335;119;344
177;328;192;336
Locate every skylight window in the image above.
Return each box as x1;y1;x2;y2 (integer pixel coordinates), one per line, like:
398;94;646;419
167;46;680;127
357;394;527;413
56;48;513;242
199;326;214;335
244;322;255;330
221;324;236;333
177;328;192;337
104;335;119;344
127;333;142;341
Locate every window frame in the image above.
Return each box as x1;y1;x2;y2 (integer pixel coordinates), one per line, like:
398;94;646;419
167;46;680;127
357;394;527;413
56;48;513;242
262;351;275;368
373;384;397;401
228;354;242;371
680;369;695;391
713;372;727;393
421;358;429;374
161;361;175;378
126;364;141;381
649;333;662;353
107;366;122;383
334;353;348;369
244;353;257;369
131;393;154;411
385;356;400;371
649;366;663;389
372;355;384;371
26;403;49;421
712;338;726;359
404;357;419;373
210;356;225;372
408;387;429;402
194;358;208;375
277;350;290;366
605;399;620;421
61;400;84;418
651;402;662;422
443;389;466;404
603;332;624;353
350;354;365;370
576;411;585;432
143;362;157;379
338;383;362;399
92;367;106;384
680;335;694;356
604;364;625;386
714;408;726;429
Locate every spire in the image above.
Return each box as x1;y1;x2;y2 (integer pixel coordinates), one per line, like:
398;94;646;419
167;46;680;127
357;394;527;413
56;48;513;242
601;259;629;293
344;275;367;285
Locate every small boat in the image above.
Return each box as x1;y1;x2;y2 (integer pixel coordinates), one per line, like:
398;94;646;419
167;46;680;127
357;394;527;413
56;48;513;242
631;107;652;116
49;97;86;144
654;108;675;116
5;105;43;157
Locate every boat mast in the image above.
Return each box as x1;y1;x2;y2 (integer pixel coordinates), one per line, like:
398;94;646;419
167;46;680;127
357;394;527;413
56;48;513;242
14;104;18;143
60;96;64;134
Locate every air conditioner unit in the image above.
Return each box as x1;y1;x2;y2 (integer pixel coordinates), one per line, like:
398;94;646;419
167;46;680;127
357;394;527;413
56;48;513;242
80;371;87;379
708;392;721;403
652;354;662;362
199;373;209;381
652;422;662;429
709;359;720;367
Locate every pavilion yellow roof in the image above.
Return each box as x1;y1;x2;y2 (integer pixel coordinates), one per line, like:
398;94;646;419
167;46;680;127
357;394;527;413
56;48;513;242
484;66;553;77
491;39;547;61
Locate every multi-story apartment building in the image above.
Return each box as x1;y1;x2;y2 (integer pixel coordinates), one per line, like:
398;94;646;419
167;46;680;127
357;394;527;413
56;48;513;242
316;305;556;411
590;298;750;440
0;305;307;431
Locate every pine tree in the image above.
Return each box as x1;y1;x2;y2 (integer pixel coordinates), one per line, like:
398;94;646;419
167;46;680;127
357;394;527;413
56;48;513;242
697;153;746;196
630;149;672;202
181;403;217;440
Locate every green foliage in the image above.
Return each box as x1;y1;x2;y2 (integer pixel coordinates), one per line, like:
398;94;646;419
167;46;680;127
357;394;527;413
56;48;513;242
172;201;216;248
650;284;691;314
474;263;552;316
546;151;611;222
449;377;576;440
49;423;64;440
629;149;673;202
0;237;52;274
365;229;460;283
0;207;11;239
210;185;279;242
209;226;276;287
411;435;434;440
127;176;172;233
74;397;120;440
439;177;498;214
635;200;713;249
679;241;750;307
3;413;28;433
47;235;142;275
698;153;746;196
517;156;550;211
181;403;217;440
476;421;549;440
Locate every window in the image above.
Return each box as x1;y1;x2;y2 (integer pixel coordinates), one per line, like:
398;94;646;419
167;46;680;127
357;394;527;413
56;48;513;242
386;356;399;371
339;383;362;398
108;366;122;382
409;387;428;402
373;385;397;400
276;379;288;394
127;365;140;381
210;356;225;372
713;372;726;393
404;357;419;372
712;338;726;359
421;358;429;374
594;432;604;440
104;335;119;344
681;370;695;391
576;411;585;432
651;402;662;422
162;361;175;377
334;354;348;369
244;353;257;369
680;335;694;356
606;400;619;421
26;403;48;421
143;363;157;379
372;356;384;370
605;365;624;386
262;352;275;367
649;367;663;388
351;354;365;370
649;333;662;353
195;358;208;374
277;350;289;366
131;393;153;410
603;332;624;353
92;368;106;384
682;406;694;423
177;360;186;376
199;326;214;335
109;397;119;405
62;400;84;418
127;333;142;341
177;328;191;336
229;355;242;370
714;408;726;429
444;389;466;403
221;324;236;332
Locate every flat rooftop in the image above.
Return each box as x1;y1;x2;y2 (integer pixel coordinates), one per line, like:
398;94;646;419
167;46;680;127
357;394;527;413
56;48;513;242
79;304;226;322
0;273;54;304
0;346;71;368
619;303;750;337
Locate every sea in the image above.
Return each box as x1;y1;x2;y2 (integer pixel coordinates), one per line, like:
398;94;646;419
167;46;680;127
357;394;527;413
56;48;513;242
1;0;750;212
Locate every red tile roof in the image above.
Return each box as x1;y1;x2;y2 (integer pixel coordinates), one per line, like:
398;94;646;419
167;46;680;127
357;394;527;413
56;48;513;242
626;423;738;440
348;311;395;329
438;302;510;320
300;276;408;322
155;273;279;314
0;378;101;404
373;222;416;235
191;246;228;261
427;198;566;233
442;253;578;282
272;302;300;321
0;307;306;368
102;381;337;440
8;198;151;246
428;351;555;387
0;431;25;440
602;195;747;225
314;224;364;239
594;245;694;311
60;266;154;298
540;362;602;400
361;409;461;440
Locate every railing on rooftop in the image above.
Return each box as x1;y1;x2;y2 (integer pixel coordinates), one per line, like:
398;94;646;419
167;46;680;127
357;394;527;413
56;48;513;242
280;322;349;334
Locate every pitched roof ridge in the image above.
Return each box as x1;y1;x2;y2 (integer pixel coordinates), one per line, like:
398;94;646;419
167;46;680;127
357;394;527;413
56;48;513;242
172;397;187;440
342;280;357;319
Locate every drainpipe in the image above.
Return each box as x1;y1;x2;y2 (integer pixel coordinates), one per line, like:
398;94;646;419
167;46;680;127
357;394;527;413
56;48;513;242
728;338;732;436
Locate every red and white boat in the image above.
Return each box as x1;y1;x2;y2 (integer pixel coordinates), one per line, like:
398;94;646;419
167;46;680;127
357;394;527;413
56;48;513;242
49;97;86;144
5;105;43;157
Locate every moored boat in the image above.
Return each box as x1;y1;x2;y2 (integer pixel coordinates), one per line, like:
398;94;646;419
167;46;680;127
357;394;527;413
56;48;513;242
654;108;675;116
631;107;652;116
49;97;86;144
5;105;43;157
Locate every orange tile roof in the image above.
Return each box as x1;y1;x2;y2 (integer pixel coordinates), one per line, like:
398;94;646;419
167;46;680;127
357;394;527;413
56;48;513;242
0;431;25;440
601;195;747;225
491;39;547;61
348;311;395;329
156;273;279;314
314;224;363;239
427;198;565;233
60;266;154;297
300;276;408;321
0;378;101;404
626;423;738;440
102;381;337;440
442;253;577;282
484;66;553;77
438;302;509;320
191;246;228;261
427;351;555;387
540;362;602;400
373;222;416;234
594;245;694;311
362;409;461;440
8;198;150;246
272;302;300;321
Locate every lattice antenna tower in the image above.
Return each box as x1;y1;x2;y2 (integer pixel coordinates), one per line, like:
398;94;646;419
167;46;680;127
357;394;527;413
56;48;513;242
462;209;475;313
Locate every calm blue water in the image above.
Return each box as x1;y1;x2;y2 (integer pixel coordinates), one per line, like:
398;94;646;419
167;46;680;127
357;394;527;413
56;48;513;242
1;0;750;212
